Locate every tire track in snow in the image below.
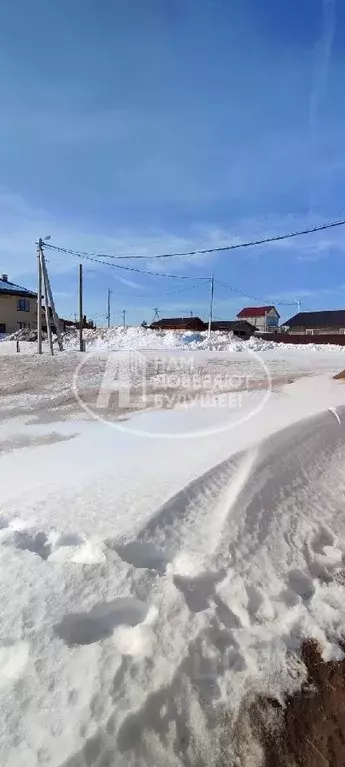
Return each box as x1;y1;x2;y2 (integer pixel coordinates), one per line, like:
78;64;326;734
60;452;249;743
222;407;345;575
114;448;259;577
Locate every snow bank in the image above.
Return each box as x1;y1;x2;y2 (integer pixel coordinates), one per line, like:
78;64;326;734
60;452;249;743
2;324;345;355
2;376;345;765
62;325;345;353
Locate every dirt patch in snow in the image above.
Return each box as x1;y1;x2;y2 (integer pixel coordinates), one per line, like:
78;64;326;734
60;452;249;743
253;639;345;766
334;369;345;380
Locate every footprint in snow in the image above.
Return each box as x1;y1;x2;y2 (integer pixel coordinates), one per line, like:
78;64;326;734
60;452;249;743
287;569;315;600
1;529;51;560
54;598;150;646
112;540;169;575
304;525;343;582
310;525;336;554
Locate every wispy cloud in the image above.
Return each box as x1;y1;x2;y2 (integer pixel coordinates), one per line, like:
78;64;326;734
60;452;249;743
116;276;143;289
1;187;345;325
273;287;344;302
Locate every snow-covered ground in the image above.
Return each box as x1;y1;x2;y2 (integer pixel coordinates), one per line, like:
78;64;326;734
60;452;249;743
3;325;345;355
1;340;345;765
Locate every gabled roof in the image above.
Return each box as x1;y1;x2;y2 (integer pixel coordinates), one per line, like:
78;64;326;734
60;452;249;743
237;305;280;318
211;320;256;331
150;316;204;329
0;277;36;298
285;310;345;328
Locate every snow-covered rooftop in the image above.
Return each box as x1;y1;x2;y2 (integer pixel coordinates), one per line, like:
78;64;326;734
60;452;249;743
0;277;36;297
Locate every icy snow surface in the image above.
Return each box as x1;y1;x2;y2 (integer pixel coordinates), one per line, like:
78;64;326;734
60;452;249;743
2;342;345;765
62;325;345;353
3;325;345;356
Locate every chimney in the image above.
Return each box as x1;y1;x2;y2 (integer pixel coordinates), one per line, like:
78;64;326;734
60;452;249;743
1;274;8;282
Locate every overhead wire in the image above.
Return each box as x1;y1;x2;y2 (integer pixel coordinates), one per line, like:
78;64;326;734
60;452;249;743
43;243;208;279
43;217;345;261
215;279;298;307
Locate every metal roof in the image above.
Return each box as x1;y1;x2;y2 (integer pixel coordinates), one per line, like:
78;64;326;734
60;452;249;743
150;317;204;328
0;278;36;298
237;306;280;318
285;310;345;328
211;320;256;330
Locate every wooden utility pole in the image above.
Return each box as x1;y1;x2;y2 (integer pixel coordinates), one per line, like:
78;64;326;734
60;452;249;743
123;309;126;328
107;289;112;328
37;239;43;354
207;274;214;337
42;257;64;351
42;256;54;356
79;264;84;351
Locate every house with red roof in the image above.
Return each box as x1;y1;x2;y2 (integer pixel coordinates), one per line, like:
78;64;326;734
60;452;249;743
236;305;280;332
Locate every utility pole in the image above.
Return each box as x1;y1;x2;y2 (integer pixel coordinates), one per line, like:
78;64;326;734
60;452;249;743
79;264;84;352
41;255;63;351
37;239;43;354
207;274;214;337
42;254;54;355
107;289;112;328
190;309;193;317
123;309;126;328
37;237;63;355
295;298;301;313
153;308;160;322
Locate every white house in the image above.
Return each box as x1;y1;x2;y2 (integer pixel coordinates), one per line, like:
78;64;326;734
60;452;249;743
236;305;280;332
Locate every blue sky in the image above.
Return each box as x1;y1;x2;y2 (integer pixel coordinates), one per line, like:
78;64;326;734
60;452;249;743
1;0;345;325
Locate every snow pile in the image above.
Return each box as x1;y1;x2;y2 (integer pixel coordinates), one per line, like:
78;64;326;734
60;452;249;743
62;325;345;353
1;372;345;764
7;327;42;342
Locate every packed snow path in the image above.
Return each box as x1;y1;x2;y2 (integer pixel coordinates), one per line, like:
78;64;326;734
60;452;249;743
1;403;345;766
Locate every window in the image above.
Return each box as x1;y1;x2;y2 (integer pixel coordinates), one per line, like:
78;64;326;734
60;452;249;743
17;321;30;329
0;323;6;333
17;298;30;312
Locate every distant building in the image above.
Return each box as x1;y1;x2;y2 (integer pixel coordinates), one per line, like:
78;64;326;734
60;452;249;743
150;317;205;331
210;320;256;339
284;310;345;335
60;317;95;331
0;274;37;334
237;306;280;332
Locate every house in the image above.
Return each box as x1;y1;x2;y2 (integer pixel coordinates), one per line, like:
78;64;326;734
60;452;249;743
60;317;95;331
210;320;256;339
237;305;280;332
0;274;37;335
284;310;345;335
150;317;205;331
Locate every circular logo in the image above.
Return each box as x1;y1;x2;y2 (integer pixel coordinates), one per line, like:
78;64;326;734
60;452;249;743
72;349;272;439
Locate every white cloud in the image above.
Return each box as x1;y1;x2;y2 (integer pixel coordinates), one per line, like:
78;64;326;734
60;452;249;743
117;276;144;289
1;187;343;327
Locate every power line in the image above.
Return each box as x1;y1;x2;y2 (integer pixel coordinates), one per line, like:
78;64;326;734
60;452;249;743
215;279;298;307
43;243;208;280
44;217;345;261
74;281;205;300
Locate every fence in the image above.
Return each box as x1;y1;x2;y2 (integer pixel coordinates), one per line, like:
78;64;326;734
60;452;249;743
257;333;345;346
